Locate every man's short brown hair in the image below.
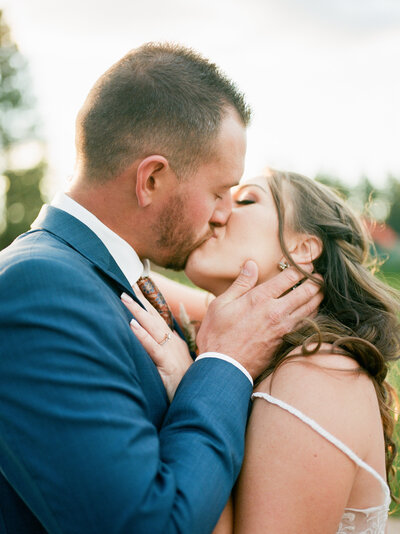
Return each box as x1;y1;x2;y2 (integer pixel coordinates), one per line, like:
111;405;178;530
75;42;251;182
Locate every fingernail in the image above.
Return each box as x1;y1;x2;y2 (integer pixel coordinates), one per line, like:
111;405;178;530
241;260;258;277
121;292;134;303
241;262;251;276
130;318;140;328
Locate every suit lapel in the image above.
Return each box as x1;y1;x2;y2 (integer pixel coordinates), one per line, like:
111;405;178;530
31;205;188;348
30;205;142;305
31;205;172;420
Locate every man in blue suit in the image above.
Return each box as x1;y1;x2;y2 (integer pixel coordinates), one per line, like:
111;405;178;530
0;43;321;533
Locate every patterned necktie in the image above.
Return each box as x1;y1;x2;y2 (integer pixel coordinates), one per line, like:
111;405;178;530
137;276;174;330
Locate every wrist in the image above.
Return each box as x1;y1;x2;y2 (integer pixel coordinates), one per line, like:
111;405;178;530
196;352;253;385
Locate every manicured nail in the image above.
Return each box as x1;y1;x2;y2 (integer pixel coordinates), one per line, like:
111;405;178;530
130;318;140;328
121;292;134;303
241;261;252;276
241;260;257;276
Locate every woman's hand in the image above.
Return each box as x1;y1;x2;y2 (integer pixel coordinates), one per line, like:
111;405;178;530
121;292;193;402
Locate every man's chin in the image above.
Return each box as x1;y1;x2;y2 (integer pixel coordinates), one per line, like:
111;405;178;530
153;233;212;271
161;248;191;271
164;258;188;271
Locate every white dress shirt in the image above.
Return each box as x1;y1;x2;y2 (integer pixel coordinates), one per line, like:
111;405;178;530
51;192;149;285
51;192;253;385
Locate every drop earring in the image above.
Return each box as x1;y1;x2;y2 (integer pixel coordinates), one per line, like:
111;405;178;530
278;260;289;271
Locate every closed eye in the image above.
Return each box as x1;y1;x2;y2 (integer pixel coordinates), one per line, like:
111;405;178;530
235;199;255;205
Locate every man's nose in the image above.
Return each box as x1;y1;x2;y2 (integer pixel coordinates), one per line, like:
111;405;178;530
210;192;233;227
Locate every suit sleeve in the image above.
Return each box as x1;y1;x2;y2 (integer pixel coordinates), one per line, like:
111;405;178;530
0;256;252;534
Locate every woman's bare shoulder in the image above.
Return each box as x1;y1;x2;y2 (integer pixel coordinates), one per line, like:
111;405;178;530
255;344;372;393
253;346;380;458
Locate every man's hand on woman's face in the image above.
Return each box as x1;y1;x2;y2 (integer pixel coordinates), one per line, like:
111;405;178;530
197;260;323;380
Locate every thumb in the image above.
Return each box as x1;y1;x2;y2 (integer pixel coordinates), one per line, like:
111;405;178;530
219;260;259;304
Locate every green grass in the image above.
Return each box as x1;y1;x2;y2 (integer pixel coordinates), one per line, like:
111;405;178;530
389;361;400;514
386;274;400;512
151;265;198;287
380;272;400;291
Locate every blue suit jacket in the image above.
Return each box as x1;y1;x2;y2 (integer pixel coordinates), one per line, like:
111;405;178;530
0;206;252;534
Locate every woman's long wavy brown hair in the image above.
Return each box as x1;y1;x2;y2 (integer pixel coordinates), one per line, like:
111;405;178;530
255;169;400;500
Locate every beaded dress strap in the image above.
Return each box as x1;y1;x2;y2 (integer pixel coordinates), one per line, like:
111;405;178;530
252;391;391;507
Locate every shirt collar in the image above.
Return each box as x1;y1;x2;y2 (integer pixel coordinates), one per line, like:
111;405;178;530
51;192;149;285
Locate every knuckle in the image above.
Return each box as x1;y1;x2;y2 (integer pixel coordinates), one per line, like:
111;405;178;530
299;302;315;319
285;268;300;285
307;299;319;314
305;304;314;317
140;331;150;342
250;286;271;306
276;323;290;338
301;281;319;298
249;291;263;307
268;309;284;326
234;278;252;291
302;283;314;298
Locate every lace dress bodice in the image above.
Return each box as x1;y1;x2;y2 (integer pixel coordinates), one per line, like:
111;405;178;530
252;392;391;534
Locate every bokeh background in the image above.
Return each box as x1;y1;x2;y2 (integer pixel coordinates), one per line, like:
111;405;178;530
1;0;400;517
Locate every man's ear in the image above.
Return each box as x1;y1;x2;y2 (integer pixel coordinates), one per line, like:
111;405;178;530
286;234;323;265
135;155;171;208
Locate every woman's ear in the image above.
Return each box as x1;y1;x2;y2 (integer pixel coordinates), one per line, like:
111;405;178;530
286;234;323;264
135;155;170;208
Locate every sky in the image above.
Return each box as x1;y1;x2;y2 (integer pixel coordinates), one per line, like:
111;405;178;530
2;0;400;195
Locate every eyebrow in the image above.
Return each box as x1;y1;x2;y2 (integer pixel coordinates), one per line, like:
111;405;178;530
236;183;267;193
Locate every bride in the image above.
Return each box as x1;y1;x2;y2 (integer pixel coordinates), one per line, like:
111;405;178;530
122;169;399;533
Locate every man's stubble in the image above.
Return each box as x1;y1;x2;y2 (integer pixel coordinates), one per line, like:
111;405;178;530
154;192;211;271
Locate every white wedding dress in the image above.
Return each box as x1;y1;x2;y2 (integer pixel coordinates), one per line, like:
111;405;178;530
252;392;391;534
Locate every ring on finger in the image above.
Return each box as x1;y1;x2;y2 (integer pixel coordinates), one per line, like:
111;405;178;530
158;332;172;346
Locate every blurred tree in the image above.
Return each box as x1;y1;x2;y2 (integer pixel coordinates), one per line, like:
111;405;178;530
385;175;400;235
315;173;350;199
0;9;46;250
0;163;46;249
316;173;392;224
350;176;378;218
355;176;375;205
